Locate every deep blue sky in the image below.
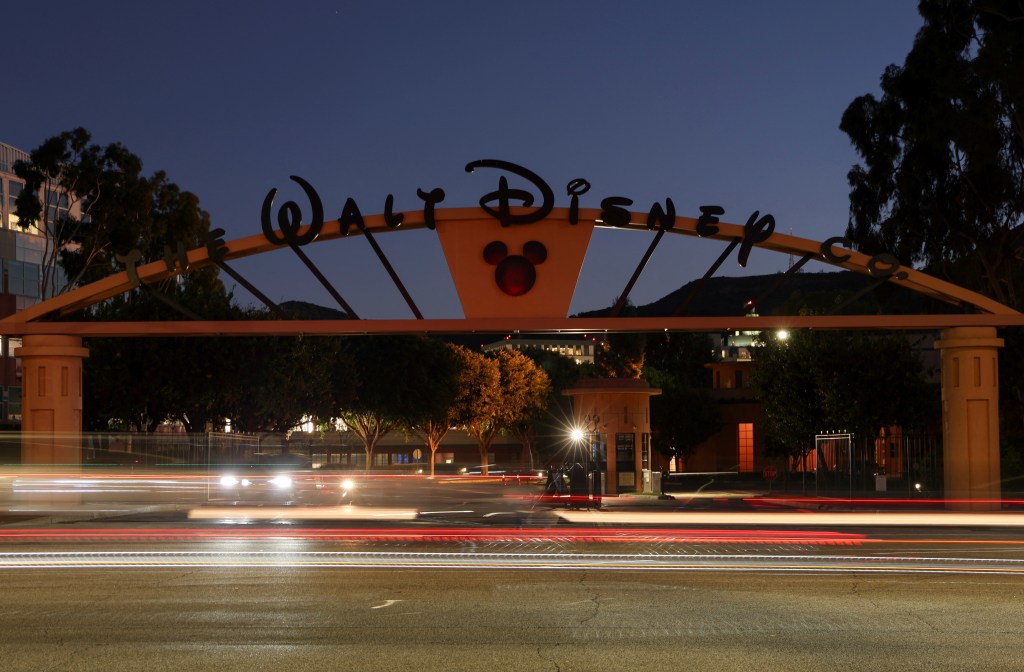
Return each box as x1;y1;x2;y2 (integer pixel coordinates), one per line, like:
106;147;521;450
7;1;924;318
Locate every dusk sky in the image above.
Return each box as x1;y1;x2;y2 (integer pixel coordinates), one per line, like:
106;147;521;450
7;1;925;319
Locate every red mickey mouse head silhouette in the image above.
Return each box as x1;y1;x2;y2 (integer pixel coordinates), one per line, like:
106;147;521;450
483;240;548;296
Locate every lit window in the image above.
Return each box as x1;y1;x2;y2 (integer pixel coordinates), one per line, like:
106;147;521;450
738;423;754;472
8;181;22;230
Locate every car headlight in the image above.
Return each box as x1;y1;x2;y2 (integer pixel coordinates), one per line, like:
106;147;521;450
220;475;239;487
340;479;354;491
269;475;293;489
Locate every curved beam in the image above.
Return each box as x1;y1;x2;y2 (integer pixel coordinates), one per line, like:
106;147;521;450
4;207;1018;324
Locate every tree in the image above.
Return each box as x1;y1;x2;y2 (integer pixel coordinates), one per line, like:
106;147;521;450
410;343;474;476
752;328;938;470
595;333;646;379
83;262;236;432
14;128;213;295
593;301;647;379
840;1;1023;306
336;336;458;470
643;333;722;469
840;0;1024;468
750;331;825;468
83;297;347;434
222;330;342;435
517;346;597;467
466;349;550;475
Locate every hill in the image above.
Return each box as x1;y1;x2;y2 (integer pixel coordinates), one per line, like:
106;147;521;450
578;270;952;318
281;270;955;325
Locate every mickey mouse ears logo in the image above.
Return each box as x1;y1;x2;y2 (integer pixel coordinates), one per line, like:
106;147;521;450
483;240;548;296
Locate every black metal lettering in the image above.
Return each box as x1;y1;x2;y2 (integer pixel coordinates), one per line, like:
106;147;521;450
600;196;634;228
339;198;366;236
465;159;554;226
646;198;676;231
867;253;908;279
162;241;189;273
416;187;445;230
384;194;404;228
206;228;229;263
696;205;724;237
738;211;775;267
115;249;143;287
566;178;590;225
820;236;853;263
260;175;324;246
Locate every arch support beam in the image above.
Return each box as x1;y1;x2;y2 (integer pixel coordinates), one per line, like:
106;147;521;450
15;335;89;466
935;327;1003;510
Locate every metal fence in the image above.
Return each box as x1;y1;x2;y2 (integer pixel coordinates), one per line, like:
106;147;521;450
807;431;942;497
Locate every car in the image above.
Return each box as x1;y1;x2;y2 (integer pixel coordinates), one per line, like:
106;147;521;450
213;456;355;506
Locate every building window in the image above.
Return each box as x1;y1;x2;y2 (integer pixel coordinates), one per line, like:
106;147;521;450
616;433;634;462
7;181;23;231
738;423;754;472
3;260;40;298
591;433;607;464
45;188;70;223
8;386;21;421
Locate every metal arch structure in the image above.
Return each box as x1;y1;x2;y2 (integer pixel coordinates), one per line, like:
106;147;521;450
1;206;1022;337
4;189;1019;509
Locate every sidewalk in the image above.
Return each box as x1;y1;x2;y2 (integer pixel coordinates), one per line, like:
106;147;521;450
0;503;185;527
600;488;1024;513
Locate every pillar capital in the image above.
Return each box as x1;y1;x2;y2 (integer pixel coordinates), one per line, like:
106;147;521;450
934;326;1004;352
14;334;90;360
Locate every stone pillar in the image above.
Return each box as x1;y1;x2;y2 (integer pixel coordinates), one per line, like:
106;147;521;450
15;335;89;466
934;327;1002;510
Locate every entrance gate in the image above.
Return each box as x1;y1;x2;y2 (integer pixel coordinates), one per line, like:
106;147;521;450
3;160;1022;508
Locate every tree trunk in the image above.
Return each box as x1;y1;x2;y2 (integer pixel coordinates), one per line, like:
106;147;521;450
478;440;495;476
427;438;440;477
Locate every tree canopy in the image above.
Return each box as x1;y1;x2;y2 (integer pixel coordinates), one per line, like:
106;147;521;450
411;343;481;475
643;333;722;469
752;329;938;466
841;0;1024;462
335;336;460;469
840;0;1024;307
14;128;214;296
466;349;550;474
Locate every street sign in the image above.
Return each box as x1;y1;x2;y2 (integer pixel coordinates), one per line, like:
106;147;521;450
763;465;778;481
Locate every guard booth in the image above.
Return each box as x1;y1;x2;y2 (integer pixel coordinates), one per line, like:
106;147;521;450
563;378;661;494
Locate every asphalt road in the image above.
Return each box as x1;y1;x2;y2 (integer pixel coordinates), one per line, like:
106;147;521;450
1;564;1022;672
5;476;1024;671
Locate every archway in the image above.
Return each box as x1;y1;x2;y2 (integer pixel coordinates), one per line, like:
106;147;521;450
3;162;1022;507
